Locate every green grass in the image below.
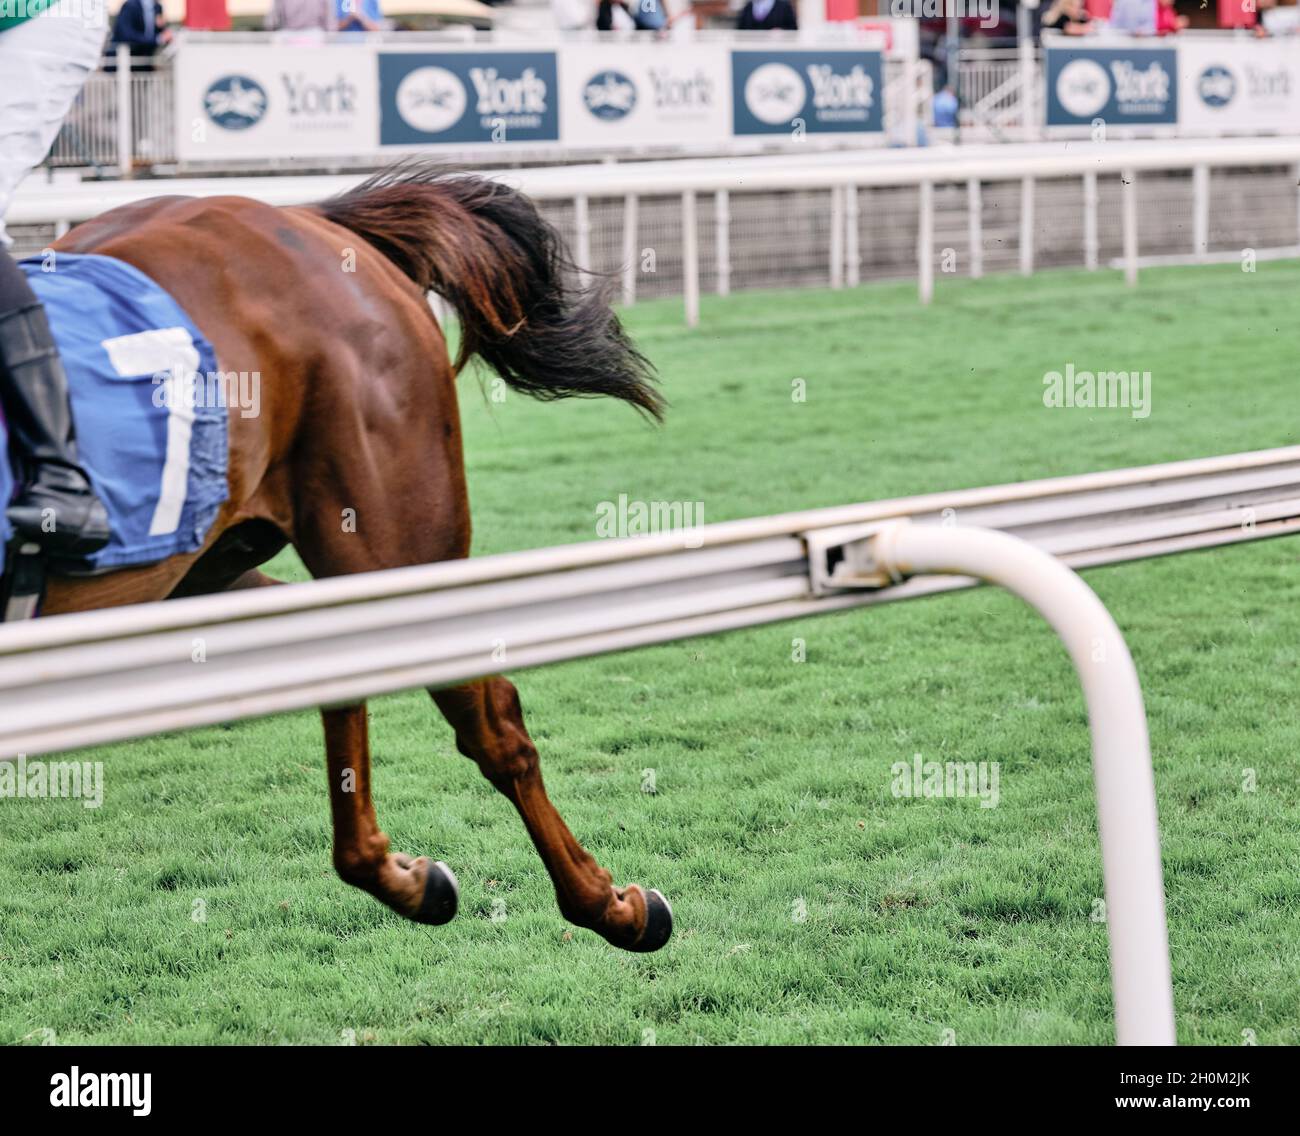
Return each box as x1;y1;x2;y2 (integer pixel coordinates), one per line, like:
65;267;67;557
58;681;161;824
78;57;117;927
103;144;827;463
4;262;1300;1045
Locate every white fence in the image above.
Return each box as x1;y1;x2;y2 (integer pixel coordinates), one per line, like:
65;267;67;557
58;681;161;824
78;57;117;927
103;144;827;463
8;445;1300;1041
17;137;1300;323
958;46;1038;140
49;49;173;175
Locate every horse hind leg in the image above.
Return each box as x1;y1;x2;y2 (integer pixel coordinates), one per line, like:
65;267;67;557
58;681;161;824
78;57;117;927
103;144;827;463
180;558;458;925
432;677;673;953
323;703;459;925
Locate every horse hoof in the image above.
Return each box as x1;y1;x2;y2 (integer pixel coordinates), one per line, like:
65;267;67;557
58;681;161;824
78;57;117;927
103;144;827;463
629;888;674;953
414;860;459;925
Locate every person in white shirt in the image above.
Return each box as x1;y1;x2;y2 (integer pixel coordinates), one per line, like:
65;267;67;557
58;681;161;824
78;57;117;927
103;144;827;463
0;0;112;555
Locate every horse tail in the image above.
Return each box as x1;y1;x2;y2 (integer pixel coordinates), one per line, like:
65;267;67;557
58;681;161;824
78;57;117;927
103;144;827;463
315;163;663;420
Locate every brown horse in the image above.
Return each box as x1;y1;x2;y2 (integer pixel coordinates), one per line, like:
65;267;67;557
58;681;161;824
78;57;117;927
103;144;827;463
37;165;673;952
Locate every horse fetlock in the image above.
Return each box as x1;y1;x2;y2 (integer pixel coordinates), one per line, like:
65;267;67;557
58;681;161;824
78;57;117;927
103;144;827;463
560;877;635;931
333;833;391;885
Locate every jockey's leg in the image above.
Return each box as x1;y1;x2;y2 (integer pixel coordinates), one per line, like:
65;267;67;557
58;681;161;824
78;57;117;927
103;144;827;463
0;0;111;557
0;250;110;557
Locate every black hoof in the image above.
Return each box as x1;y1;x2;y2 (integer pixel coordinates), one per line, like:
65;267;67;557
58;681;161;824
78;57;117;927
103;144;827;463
629;888;674;953
414;860;459;926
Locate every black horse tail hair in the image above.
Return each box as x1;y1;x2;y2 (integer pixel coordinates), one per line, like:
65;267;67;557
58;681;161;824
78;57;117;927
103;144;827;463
316;162;664;420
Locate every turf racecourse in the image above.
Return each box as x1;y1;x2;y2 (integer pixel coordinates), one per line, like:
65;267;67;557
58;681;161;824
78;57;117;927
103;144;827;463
3;263;1299;1046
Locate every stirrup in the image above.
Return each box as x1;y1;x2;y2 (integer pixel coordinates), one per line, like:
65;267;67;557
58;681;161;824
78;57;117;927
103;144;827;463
6;484;111;558
1;540;47;622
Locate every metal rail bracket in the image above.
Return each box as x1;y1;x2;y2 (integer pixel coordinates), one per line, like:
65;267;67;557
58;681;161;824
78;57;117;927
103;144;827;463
804;521;909;596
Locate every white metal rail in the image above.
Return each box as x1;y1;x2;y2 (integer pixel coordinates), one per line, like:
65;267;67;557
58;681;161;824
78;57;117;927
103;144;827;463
7;445;1300;1043
17;138;1300;323
6;443;1298;753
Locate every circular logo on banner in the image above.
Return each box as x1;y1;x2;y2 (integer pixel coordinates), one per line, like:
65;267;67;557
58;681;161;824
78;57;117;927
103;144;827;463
395;67;468;134
744;62;806;126
1197;66;1236;108
203;75;269;131
583;71;638;121
1056;58;1110;119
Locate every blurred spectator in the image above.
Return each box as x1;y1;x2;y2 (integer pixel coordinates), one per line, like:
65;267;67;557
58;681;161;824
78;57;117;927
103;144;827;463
267;0;338;30
1253;0;1300;35
933;85;958;129
111;0;171;62
187;0;233;30
1040;0;1093;34
1107;0;1157;35
597;0;679;31
554;0;595;29
1216;0;1255;28
737;0;798;29
336;0;384;30
1154;0;1188;34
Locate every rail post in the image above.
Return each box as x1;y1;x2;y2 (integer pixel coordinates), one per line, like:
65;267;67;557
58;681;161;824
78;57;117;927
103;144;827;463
1020;176;1035;276
918;180;934;305
1083;171;1099;271
621;193;638;307
1192;163;1210;260
1122;169;1139;287
682;190;699;328
866;522;1176;1047
715;190;731;298
116;45;133;178
845;183;860;287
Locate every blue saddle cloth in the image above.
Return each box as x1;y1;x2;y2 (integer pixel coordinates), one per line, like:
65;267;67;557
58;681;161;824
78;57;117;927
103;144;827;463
1;254;229;579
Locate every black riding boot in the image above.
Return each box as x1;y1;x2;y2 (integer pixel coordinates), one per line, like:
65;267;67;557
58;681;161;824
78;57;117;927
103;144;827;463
0;301;111;558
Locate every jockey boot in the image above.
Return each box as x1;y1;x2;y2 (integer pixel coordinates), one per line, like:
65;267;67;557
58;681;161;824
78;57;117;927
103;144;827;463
0;302;111;558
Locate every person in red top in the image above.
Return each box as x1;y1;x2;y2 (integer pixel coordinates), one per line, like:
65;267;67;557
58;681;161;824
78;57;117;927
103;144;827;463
187;0;233;31
1156;0;1189;34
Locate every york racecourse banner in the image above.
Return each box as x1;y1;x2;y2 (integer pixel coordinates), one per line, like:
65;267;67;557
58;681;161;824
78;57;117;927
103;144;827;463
1177;37;1300;136
731;50;884;136
1045;37;1300;134
175;43;381;161
558;43;730;149
378;51;561;146
1045;45;1179;128
174;41;886;163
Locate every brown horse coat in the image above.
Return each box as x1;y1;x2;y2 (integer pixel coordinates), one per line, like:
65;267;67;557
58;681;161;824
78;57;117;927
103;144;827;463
39;167;673;951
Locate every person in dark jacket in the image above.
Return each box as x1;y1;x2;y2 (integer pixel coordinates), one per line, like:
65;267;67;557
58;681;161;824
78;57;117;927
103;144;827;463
737;0;798;30
110;0;171;64
597;0;677;31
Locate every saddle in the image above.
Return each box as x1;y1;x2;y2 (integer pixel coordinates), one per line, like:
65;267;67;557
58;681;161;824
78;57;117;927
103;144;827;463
1;254;230;621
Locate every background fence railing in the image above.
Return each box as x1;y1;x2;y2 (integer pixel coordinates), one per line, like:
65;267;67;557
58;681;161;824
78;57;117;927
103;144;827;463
15;138;1300;323
48;50;176;174
958;47;1039;140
